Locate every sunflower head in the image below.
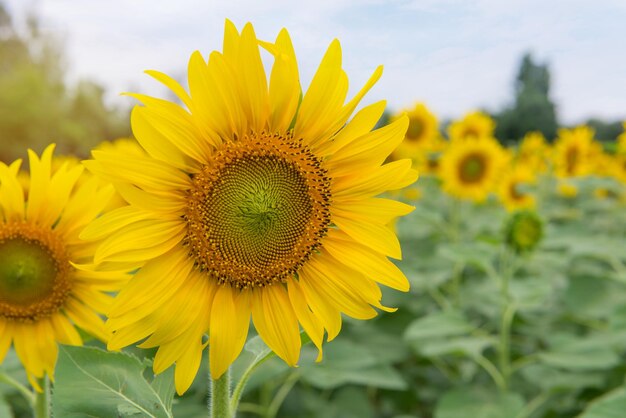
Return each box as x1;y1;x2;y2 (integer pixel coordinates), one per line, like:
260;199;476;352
83;20;417;394
439;136;506;201
0;144;127;388
498;165;536;211
447;111;495;141
552;126;597;177
504;210;543;254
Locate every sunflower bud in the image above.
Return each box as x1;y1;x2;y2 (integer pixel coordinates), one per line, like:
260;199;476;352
504;210;543;253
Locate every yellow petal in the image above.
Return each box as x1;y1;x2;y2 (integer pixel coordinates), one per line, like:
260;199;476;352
87;150;190;192
252;286;301;366
287;280;324;362
26;144;54;222
326;115;408;176
94;219;185;264
333;215;402;259
333;159;418;198
209;286;251;379
0;162;25;221
301;258;378;320
296;269;342;341
322;229;410;292
264;28;301;133
316;100;386;157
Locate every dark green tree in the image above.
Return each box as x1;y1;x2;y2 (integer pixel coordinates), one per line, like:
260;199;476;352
0;2;130;163
495;53;558;143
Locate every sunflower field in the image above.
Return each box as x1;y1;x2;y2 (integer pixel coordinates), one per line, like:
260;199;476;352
2;8;626;418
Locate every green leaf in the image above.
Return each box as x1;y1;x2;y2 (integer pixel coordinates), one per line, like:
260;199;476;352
0;397;13;418
434;388;524;418
416;336;494;358
151;367;175;412
404;310;474;341
437;242;496;272
52;345;173;418
520;364;605;392
299;339;407;390
579;387;626;418
538;336;621;371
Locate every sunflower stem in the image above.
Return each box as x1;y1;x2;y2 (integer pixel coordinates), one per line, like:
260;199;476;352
230;351;274;414
497;247;516;391
0;370;35;407
210;368;232;418
34;377;50;418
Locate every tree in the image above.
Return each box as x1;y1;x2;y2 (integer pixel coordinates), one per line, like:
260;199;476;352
495;53;558;143
0;2;130;162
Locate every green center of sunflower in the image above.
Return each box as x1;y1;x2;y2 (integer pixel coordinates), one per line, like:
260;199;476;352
184;133;332;289
459;152;487;183
406;118;425;142
0;222;72;321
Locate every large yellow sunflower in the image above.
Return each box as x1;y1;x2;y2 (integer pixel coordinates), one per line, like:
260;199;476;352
552;126;598;178
82;21;417;394
439;136;505;201
447;110;495;141
0;145;127;388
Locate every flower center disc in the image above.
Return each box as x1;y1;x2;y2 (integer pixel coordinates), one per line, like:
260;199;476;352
406;118;425;142
0;222;71;321
184;133;331;289
459;152;487;183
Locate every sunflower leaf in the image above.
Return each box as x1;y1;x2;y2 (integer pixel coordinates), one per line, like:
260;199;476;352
52;345;173;418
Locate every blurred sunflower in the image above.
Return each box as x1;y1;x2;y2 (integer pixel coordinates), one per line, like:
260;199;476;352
0;145;127;389
83;21;417;394
557;181;578;198
439;136;505;201
498;165;536;211
390;103;438;160
447;110;495;141
518;131;549;173
552;126;598;178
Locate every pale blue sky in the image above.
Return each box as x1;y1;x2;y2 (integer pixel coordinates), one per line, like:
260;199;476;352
6;0;626;125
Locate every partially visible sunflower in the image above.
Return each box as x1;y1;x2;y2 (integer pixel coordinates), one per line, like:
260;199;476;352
0;145;127;388
447;111;495;141
414;136;448;177
390;103;439;161
557;181;578;198
498;165;536;211
552;126;598;178
82;21;417;394
518;131;549;173
439;136;506;201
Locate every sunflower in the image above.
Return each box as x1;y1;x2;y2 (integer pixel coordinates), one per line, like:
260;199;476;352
518;131;549;173
390;103;439;160
552;126;598;178
0;144;127;389
82;21;417;394
439;136;505;201
447;110;495;141
497;165;536;211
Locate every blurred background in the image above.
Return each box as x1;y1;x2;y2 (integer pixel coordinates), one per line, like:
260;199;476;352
2;2;626;418
1;0;626;161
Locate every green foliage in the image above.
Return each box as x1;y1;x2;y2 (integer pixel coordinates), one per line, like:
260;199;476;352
52;346;174;418
0;3;130;163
